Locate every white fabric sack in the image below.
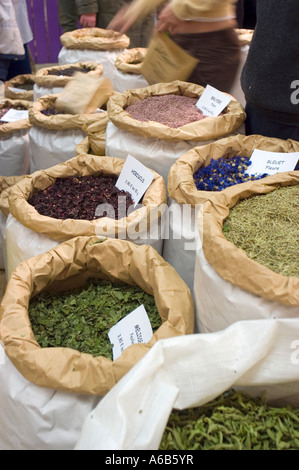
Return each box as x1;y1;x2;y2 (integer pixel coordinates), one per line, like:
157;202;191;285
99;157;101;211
0;129;30;176
0;211;6;270
0;343;101;450
105;121;207;183
162;199;201;299
58;47;125;83
194;242;299;334
5;214;164;279
29;126;86;173
33;84;64;100
75;318;299;450
112;67;149;93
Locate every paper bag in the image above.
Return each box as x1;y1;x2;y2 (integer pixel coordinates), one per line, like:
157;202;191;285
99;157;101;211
141;33;199;85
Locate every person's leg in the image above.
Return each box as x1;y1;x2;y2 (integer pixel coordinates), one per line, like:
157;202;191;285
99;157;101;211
172;29;241;93
6;45;32;80
245;102;299;141
0;59;11;82
58;0;78;33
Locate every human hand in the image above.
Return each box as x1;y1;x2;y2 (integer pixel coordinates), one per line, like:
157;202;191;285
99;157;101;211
107;4;137;34
156;3;184;35
79;13;97;28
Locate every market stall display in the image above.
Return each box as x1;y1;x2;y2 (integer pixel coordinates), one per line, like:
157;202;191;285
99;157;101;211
4;74;35;101
106;80;246;183
4;153;167;277
28;94;108;172
75;318;299;450
164;135;299;295
112;48;149;93
33;62;104;100
194;171;299;333
0;236;194;449
58;28;130;82
0;99;31;176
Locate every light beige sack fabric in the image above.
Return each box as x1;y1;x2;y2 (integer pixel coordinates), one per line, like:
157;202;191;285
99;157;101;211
4;74;35;101
168;134;299;206
78;114;110;156
141;33;199;85
60;28;130;51
107;80;246;143
236;28;254;46
201;172;299;307
7;153;167;242
115;48;147;74
0;236;194;395
34;62;104;88
0;99;31;136
29;94;104;131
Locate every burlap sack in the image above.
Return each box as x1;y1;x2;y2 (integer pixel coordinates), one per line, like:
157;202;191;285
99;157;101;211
236;28;254;46
168;134;299;206
5;153;167;276
164;135;299;296
194;171;299;333
0;99;32;176
107;80;245;143
60;28;130;51
78;113;110;156
28;94;107;172
106;80;246;182
113;48;148;92
4;74;35;101
0;236;194;395
0;98;31;136
114;48;147;74
0;175;28;271
34;62;104;88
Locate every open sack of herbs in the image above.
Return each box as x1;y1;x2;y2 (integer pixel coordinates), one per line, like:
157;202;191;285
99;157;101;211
105;81;246;182
33;62;104;101
0;99;31;176
4;74;35;101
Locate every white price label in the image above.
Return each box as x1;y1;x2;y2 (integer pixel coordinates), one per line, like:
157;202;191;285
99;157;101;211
196;85;231;117
108;304;154;360
0;108;29;122
116;154;154;206
247;149;299;176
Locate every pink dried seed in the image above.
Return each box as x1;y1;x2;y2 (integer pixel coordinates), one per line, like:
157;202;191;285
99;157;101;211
125;94;207;128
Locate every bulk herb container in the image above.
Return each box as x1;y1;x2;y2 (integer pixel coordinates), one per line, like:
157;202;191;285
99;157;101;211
194;171;299;333
0;236;194;450
33;62;104;100
5;153;167;277
0;99;31;176
76;113;110;157
28;94;108;172
0;175;28;271
228;29;254;107
4;74;35;101
164;135;299;296
58;28;130;82
106;80;246;183
112;48;149;93
75;318;299;450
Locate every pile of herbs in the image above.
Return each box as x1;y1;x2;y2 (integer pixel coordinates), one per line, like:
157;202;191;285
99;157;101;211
48;66;92;77
27;174;134;220
193;155;267;192
223;185;299;277
28;278;162;359
159;389;299;450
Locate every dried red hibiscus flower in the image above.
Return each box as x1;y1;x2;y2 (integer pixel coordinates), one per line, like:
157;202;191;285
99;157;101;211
28;175;134;220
